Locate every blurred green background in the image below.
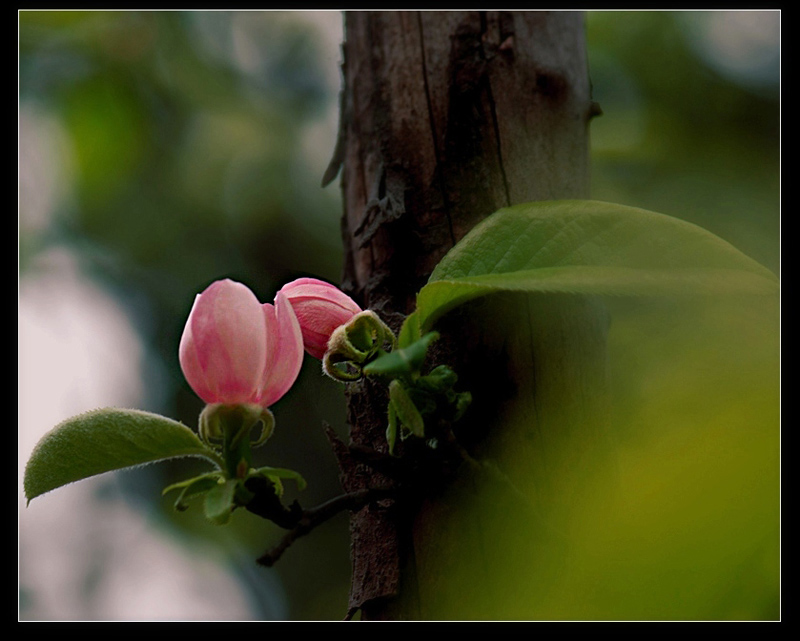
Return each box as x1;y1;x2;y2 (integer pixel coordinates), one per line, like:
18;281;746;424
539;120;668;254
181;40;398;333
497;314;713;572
18;11;779;620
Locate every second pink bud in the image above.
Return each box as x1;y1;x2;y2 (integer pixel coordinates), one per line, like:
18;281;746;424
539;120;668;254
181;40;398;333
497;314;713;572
279;277;362;359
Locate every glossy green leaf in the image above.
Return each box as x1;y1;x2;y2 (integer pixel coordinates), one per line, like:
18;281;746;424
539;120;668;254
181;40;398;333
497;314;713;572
24;408;224;502
414;200;779;333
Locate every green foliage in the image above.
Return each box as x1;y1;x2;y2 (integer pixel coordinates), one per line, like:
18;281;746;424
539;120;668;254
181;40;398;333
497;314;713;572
17;400;311;527
389;379;425;437
586;11;779;276
24;408;223;502
364;331;439;377
364;330;471;455
163;472;224;511
410;200;777;334
251;465;308;496
445;294;780;620
204;478;240;525
161;464;306;526
394;196;778;619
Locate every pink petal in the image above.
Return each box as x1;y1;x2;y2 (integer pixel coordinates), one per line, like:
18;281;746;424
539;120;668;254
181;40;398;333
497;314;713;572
257;291;304;407
279;278;361;358
281;278;361;316
179;295;217;403
185;279;267;404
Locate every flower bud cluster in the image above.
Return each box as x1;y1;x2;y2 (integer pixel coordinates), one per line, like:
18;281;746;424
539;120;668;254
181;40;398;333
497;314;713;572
170;276;463;520
179;277;386;411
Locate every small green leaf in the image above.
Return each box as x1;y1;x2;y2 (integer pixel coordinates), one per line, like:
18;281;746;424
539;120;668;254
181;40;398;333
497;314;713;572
416;200;779;332
204;479;237;525
454;391;472;422
398;311;422;349
390;380;426;438
363;332;440;379
251;466;307;492
417;365;458;393
406;388;437;416
24;408;224;502
387;402;399;456
162;473;223;512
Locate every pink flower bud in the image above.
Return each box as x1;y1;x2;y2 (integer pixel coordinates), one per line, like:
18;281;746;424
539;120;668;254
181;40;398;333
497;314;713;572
279;277;362;359
179;279;303;407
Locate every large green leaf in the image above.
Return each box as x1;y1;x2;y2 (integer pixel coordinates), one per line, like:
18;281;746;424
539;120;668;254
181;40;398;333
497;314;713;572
24;408;224;502
413;200;778;333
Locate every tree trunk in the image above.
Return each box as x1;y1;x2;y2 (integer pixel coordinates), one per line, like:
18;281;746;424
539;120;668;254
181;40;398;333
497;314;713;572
331;10;605;620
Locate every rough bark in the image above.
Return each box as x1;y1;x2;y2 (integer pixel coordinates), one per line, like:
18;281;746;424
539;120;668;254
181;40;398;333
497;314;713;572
331;11;604;620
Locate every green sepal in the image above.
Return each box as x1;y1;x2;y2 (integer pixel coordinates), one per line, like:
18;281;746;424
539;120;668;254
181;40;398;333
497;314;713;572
323;351;364;382
323;310;398;382
249;408;275;448
346;310;395;355
199;404;274;449
327;323;369;364
199;404;275;479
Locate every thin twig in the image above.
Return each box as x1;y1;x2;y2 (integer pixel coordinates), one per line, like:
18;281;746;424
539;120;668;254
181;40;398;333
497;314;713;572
257;486;396;567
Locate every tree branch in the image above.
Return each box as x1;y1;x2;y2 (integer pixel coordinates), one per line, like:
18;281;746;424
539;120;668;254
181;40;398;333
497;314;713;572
256;486;396;567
